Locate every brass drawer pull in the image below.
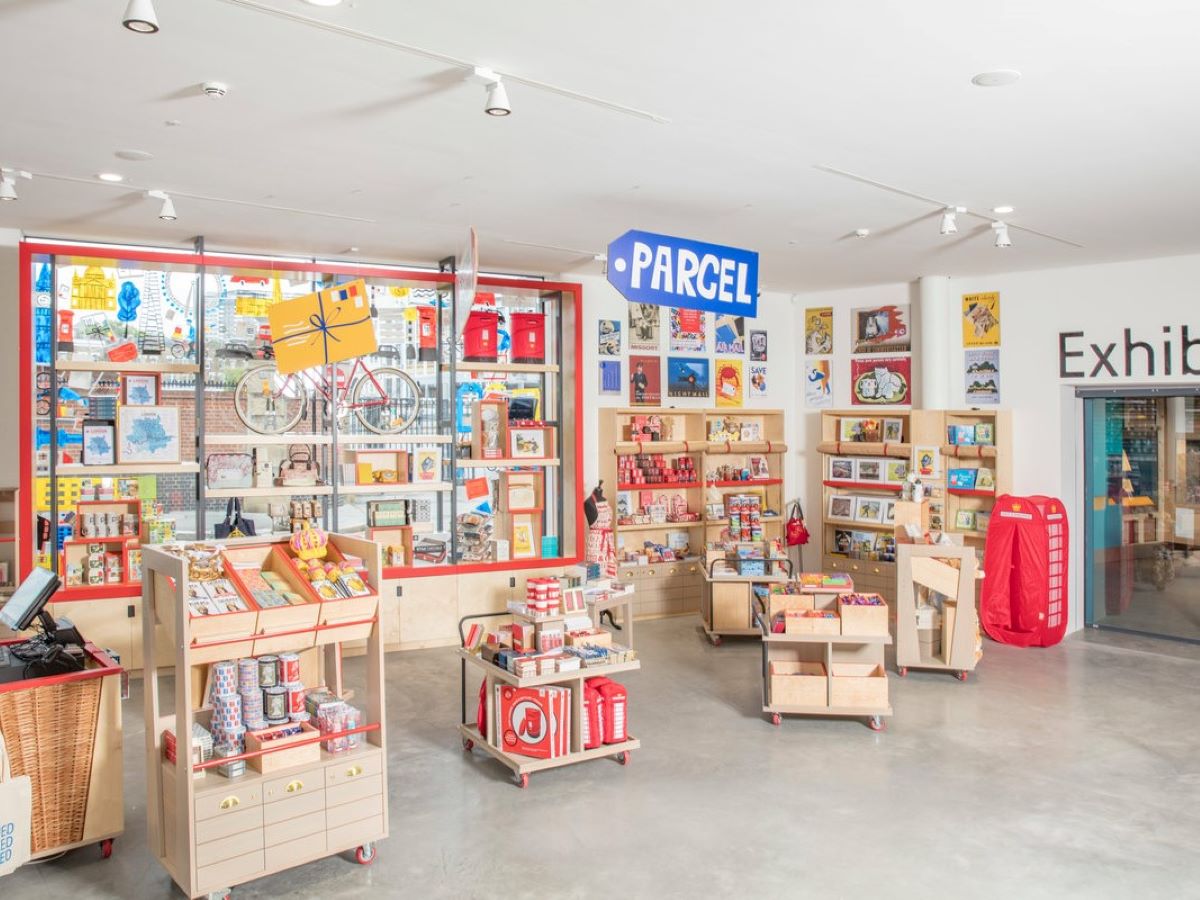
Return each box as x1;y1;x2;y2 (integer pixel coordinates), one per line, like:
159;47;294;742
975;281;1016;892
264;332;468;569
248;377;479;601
286;780;304;793
219;796;240;810
346;764;363;778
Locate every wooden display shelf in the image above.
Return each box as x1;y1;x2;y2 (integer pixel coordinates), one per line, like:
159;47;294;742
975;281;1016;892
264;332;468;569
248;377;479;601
457;650;640;688
764;703;893;717
452;362;560;374
940;444;999;459
816;440;911;459
338;433;453;445
459;725;639;777
705;441;788;454
612;441;701;456
617;520;705;532
706;515;783;525
705;478;782;487
204;433;332;445
894;535;982;679
338;481;451;494
947;488;996;498
458;458;561;468
616;481;702;491
822;480;904;492
762;631;892;645
58;462;200;475
825;519;894;532
206;485;334;498
56;360;200;374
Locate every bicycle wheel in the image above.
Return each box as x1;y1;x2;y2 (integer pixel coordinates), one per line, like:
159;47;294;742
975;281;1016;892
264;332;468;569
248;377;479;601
234;363;307;434
350;366;422;434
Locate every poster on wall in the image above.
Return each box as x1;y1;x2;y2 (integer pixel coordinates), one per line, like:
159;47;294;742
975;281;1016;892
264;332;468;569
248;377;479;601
850;356;911;405
964;348;1000;404
715;358;743;407
914;445;941;478
669;308;706;352
599;360;622;395
714;315;746;354
598;319;621;355
667;357;710;398
749;330;768;361
805;360;832;407
628;355;662;405
962;292;1001;346
628;304;660;351
804;307;833;355
749;364;767;396
851;304;911;354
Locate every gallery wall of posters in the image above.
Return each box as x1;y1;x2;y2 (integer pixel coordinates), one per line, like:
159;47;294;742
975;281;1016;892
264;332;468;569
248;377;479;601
628;354;662;405
749;364;767;396
598;319;621;355
962;292;1000;346
805;359;832;408
715;358;743;407
628;303;660;351
803;306;834;408
851;304;911;354
805;308;833;355
667;356;710;398
962;291;1001;403
714;314;746;354
669;307;706;351
599;359;621;394
850;356;911;406
749;330;768;361
964;348;1000;404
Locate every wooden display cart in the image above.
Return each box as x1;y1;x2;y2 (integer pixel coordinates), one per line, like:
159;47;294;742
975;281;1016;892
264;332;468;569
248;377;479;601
753;588;892;731
457;606;640;788
701;554;792;645
894;540;981;681
140;533;388;899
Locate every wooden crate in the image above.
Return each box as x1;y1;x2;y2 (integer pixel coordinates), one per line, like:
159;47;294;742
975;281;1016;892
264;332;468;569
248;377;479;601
784;611;840;635
769;661;827;707
768;590;814;618
829;663;888;708
838;595;889;635
245;722;321;773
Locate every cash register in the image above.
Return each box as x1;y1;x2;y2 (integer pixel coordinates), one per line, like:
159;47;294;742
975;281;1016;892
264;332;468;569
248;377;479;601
0;567;87;683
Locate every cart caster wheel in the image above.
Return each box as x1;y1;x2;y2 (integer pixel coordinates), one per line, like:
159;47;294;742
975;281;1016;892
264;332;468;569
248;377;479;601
207;891;232;900
897;666;907;677
617;751;630;766
355;843;376;866
462;738;474;752
515;773;529;789
957;670;968;682
100;838;113;859
711;636;723;647
771;713;782;726
868;716;885;732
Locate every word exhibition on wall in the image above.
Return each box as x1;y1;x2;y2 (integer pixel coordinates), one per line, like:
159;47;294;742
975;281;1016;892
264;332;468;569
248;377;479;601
1059;324;1200;378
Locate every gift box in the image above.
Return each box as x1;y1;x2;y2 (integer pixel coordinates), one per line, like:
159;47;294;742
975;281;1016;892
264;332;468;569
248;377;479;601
267;278;377;375
495;685;570;759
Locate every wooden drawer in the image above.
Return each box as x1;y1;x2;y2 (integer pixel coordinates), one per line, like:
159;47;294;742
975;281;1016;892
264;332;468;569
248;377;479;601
326;772;383;809
263;786;325;825
265;808;326;847
196;849;265;894
262;766;324;804
326;814;384;855
325;750;384;788
194;784;263;822
265;835;327;872
327;790;383;829
196;827;265;868
194;805;262;844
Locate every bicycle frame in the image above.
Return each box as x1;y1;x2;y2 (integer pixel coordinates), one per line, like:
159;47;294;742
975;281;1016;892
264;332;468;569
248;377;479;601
271;359;390;411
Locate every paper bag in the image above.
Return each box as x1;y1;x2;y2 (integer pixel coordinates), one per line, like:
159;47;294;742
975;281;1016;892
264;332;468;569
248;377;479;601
267;278;377;375
0;731;32;877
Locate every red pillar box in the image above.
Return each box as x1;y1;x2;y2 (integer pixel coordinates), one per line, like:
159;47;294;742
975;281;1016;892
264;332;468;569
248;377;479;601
417;306;438;362
463;310;499;362
510;312;546;364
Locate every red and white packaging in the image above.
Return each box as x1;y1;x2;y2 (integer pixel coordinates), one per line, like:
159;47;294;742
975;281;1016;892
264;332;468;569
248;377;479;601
512;623;536;653
588;677;628;744
495;685;570;759
581;684;605;750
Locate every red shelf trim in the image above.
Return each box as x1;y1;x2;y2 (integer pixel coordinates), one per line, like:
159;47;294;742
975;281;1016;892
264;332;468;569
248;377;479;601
705;478;782;487
822;480;904;492
616;481;702;491
188;723;381;771
188;616;379;650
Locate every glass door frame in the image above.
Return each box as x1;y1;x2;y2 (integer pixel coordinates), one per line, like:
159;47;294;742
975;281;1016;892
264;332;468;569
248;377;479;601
1080;384;1200;644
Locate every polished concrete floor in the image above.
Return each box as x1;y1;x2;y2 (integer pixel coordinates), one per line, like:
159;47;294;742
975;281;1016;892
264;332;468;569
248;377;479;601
5;618;1199;899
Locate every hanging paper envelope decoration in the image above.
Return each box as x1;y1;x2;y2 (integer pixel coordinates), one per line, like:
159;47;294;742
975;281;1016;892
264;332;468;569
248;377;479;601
268;278;377;374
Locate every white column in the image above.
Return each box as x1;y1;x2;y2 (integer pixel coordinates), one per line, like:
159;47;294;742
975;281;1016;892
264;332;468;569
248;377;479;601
918;275;951;409
0;229;21;487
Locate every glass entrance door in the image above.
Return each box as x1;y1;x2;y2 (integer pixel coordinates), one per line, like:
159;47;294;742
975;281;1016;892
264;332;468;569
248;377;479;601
1084;391;1200;641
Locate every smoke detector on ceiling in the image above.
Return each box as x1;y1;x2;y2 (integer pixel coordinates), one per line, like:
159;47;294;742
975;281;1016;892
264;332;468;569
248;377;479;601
201;81;229;99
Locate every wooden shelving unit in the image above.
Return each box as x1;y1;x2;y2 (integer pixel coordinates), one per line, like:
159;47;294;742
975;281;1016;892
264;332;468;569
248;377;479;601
338;481;451;494
56;360;200;374
894;531;982;680
457;458;562;468
57;462;202;476
204;434;332;446
941;410;1012;551
206;485;335;498
141;533;388;899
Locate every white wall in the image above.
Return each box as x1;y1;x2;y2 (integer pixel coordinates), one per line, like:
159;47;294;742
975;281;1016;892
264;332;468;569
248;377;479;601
0;230;19;487
572;273;802;504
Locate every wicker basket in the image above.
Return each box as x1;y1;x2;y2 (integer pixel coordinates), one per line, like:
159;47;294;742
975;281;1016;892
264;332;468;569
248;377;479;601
0;676;101;853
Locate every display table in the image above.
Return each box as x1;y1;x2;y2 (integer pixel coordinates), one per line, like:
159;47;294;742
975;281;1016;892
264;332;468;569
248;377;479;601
0;639;123;860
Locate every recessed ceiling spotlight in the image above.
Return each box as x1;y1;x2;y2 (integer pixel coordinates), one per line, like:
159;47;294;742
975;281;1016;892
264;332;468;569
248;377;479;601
147;190;177;221
971;69;1021;87
992;205;1014;214
992;221;1012;248
115;149;154;162
122;0;159;33
854;228;870;238
939;206;965;236
97;173;125;183
469;67;511;116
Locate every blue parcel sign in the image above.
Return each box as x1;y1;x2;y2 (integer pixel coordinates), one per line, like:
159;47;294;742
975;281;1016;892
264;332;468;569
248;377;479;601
606;229;758;318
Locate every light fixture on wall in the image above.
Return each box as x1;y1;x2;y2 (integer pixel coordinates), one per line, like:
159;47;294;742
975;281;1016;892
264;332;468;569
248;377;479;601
122;0;159;33
992;221;1011;248
147;190;177;221
939;206;965;236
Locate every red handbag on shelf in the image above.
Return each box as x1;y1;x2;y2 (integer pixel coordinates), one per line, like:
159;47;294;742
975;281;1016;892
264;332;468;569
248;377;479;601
786;500;810;547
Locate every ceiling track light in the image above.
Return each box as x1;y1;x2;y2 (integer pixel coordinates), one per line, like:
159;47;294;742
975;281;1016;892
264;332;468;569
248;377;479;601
147;190;177;221
122;0;159;33
939;206;965;236
0;167;31;201
470;67;511;116
992;221;1012;248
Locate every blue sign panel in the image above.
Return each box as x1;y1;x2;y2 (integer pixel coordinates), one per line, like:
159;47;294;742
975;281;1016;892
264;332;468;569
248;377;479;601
606;229;758;318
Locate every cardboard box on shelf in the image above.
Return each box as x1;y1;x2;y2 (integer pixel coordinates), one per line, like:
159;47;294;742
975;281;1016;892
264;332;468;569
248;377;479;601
837;593;889;636
784;610;840;635
769;661;828;707
829;663;888;708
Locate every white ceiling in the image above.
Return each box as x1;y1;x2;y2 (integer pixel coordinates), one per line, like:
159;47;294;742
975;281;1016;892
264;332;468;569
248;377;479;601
2;0;1199;290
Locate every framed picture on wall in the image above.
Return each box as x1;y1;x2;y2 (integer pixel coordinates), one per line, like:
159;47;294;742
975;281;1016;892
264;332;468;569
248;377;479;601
855;459;882;483
829;457;855;480
854;497;884;523
881;418;904;442
82;419;116;466
828;495;855;520
122;373;160;406
117;405;180;464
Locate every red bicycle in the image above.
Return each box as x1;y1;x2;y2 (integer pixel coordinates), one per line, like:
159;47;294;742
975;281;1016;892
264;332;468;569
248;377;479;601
234;359;421;434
